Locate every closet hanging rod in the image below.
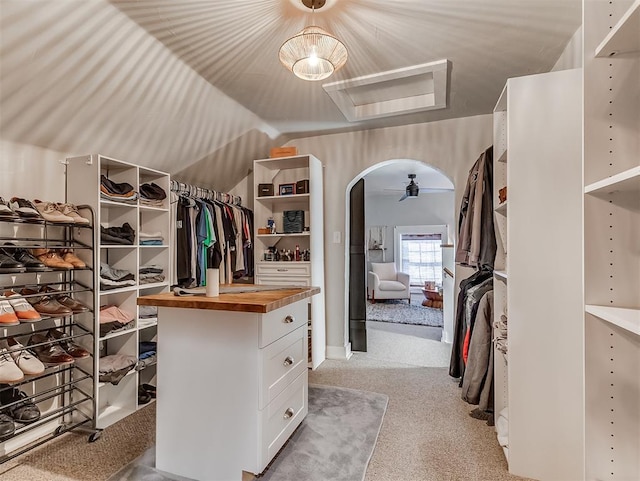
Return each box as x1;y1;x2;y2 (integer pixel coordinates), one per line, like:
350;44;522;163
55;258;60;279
170;180;243;206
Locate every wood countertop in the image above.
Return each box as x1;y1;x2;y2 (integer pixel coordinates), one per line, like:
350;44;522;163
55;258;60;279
137;286;320;313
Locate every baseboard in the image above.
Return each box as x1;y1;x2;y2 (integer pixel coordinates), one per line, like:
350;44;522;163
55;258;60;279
326;343;353;361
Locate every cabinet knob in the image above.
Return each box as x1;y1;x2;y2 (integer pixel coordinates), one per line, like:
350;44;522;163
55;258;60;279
277;268;288;272
283;408;295;419
283;315;295;323
283;356;294;366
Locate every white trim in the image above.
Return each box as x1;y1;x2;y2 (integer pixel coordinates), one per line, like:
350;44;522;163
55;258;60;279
326;343;353;361
393;224;448;274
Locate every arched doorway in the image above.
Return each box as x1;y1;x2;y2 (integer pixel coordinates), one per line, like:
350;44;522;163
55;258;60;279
345;159;455;359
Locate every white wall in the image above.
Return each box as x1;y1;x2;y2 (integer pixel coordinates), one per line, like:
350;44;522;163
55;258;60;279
278;115;492;357
364;191;455;264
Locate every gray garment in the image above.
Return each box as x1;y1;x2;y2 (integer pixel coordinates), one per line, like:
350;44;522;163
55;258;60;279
99;354;137;373
464;278;493;333
461;290;494;408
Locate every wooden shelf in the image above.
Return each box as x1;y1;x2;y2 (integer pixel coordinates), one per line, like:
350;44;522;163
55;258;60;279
494;270;508;282
495;201;508;215
256;233;310;240
595;0;640;57
586;305;640;336
584;165;640;195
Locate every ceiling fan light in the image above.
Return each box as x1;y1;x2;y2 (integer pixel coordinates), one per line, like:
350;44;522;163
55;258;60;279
279;26;348;81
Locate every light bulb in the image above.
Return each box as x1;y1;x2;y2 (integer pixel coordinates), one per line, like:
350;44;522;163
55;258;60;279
308;48;318;66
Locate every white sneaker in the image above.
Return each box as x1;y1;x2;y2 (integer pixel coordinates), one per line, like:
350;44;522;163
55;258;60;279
0;347;24;383
7;338;45;375
32;200;74;223
56;203;90;225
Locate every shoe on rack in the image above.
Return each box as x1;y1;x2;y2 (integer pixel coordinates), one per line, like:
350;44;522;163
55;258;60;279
0;413;15;441
3;243;46;271
8;197;40;218
0;348;24;383
138;386;151;405
141;383;157;399
47;328;90;359
32;200;74;223
6;338;45;375
38;286;89;314
0;249;25;273
59;249;86;269
0;298;20;326
55;203;90;225
2;291;41;322
27;334;74;366
30;249;74;269
0;387;41;424
0;197;18;219
20;288;72;316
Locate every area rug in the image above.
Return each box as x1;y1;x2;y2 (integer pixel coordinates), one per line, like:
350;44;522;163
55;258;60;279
367;292;443;327
107;385;388;481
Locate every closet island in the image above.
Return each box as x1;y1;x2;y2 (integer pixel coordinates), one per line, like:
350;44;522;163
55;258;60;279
137;285;320;481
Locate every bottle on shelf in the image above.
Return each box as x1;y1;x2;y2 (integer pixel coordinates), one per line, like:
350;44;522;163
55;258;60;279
295;245;301;262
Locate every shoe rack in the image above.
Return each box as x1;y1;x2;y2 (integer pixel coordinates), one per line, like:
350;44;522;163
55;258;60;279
492;68;584;480
66;155;170;430
583;1;640;479
0;209;97;461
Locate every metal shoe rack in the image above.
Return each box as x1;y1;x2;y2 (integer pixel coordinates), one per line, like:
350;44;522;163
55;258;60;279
0;206;98;463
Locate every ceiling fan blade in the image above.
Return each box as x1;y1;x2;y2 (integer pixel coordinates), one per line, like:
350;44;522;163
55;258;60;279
398;193;408;202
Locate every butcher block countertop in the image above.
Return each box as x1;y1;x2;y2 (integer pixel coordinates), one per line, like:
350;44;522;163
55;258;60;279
137;285;320;314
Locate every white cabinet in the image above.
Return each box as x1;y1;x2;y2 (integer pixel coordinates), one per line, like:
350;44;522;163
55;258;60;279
492;69;584;480
584;1;640;479
253;154;325;369
66;155;170;429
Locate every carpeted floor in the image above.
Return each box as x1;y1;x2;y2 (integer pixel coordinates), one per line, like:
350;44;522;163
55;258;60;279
367;292;443;327
0;325;531;481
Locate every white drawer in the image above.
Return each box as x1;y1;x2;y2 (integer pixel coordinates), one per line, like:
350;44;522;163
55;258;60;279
256;276;311;287
259;370;308;471
259;326;307;409
259;300;307;348
257;262;311;277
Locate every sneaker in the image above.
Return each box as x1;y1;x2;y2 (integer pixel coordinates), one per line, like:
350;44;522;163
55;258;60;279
59;249;86;269
0;348;24;383
0;413;15;441
47;328;90;359
27;334;74;366
8;197;40;218
2;291;41;322
0;197;17;219
56;203;90;225
32;200;74;223
6;338;45;375
0;387;40;424
0;298;19;326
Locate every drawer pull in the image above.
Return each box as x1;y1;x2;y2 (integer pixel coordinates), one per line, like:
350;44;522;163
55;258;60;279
277;268;288;272
283;356;294;367
283;408;295;419
283;315;295;324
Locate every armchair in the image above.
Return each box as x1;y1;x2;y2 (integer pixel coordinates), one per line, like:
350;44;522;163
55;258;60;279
367;262;410;303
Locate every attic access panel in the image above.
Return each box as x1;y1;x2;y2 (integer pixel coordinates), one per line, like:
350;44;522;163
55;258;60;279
322;59;450;122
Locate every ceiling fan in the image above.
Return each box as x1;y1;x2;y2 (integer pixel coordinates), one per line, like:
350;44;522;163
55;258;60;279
398;174;420;201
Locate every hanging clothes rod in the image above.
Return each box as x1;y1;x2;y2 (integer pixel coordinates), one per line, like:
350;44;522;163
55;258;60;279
170;180;243;206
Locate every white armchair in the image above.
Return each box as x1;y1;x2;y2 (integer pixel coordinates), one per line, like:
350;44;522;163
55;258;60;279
367;262;410;303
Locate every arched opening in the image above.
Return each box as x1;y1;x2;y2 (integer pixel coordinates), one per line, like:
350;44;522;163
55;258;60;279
344;159;456;364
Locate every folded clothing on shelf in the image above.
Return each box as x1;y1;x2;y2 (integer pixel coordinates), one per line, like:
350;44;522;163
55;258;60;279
100;263;135;291
101;223;135;245
99;354;137;385
140;264;163;274
139;183;167;204
139;274;165;285
139;232;164;245
99;305;135;336
138;305;157;319
100;175;137;204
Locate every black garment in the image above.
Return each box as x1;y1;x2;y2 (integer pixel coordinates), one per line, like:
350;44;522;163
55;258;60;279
101;223;135;245
139;182;167;200
176;197;193;287
449;268;493;379
100;174;134;195
207;202;223;270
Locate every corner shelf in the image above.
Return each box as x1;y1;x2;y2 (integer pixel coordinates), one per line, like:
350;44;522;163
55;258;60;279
494;270;508;282
497;149;507;163
594;0;640;57
585;305;640;336
495;201;508;216
584;165;640;195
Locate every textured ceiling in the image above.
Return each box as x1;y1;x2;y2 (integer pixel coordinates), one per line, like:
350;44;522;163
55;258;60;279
110;0;582;138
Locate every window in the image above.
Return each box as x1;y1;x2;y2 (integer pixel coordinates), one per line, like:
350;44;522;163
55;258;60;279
400;233;442;286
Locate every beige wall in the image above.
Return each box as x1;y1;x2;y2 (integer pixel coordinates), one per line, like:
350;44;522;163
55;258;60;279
552;26;583;71
260;115;492;355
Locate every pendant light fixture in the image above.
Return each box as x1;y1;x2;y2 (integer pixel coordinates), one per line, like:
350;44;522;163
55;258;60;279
279;0;348;81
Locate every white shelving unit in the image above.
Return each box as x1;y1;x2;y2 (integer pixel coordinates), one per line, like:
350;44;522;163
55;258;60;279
66;155;170;429
584;1;640;479
253;154;326;369
492;68;584;480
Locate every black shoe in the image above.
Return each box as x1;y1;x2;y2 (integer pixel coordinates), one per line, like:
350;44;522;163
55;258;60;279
3;243;46;271
141;383;157;399
0;387;41;424
0;198;18;220
0;413;15;441
0;249;25;273
138;386;151;405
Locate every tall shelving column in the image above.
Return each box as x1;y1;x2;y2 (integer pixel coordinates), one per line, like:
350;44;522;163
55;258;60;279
66;155;170;429
253;154;326;369
493;69;584;480
583;1;640;479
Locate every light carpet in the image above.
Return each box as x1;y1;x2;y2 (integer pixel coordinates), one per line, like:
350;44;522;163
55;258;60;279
367;292;443;327
106;385;388;481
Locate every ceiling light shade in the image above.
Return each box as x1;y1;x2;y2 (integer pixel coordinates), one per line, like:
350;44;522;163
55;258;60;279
279;25;348;81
